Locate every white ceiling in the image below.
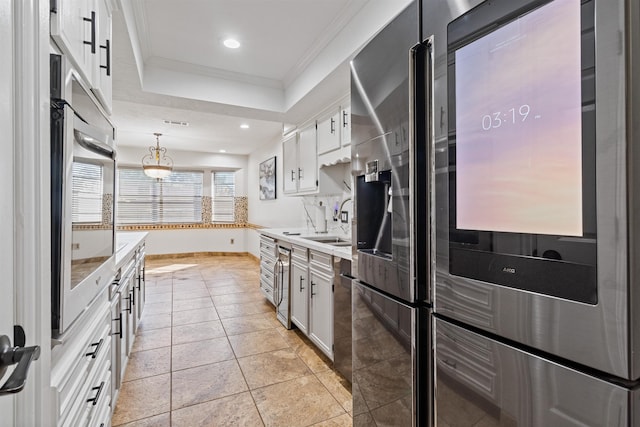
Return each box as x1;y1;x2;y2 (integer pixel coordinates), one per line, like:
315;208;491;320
111;0;411;155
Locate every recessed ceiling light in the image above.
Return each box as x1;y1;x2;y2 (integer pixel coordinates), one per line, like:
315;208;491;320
240;124;249;129
219;149;227;153
223;38;240;49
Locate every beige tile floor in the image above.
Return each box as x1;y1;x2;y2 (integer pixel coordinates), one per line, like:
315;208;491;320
112;254;353;427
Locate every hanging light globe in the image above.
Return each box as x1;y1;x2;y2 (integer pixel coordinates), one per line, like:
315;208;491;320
142;132;173;179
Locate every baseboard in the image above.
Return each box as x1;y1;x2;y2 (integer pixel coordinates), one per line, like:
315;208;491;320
146;251;259;262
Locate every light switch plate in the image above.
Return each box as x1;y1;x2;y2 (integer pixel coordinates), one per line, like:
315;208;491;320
340;211;349;223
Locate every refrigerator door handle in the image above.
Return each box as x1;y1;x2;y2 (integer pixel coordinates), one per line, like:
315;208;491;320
409;38;434;304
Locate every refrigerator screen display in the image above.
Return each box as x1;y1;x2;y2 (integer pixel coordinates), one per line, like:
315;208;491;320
454;0;582;236
446;0;597;304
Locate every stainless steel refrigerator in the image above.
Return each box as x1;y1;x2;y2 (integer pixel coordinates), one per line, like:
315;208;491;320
350;2;432;425
423;0;640;424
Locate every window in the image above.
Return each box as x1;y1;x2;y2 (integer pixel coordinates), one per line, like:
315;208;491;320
212;171;235;222
72;161;103;223
118;168;203;224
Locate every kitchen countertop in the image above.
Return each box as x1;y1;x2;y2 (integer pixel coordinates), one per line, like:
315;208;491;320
260;228;352;261
115;231;148;269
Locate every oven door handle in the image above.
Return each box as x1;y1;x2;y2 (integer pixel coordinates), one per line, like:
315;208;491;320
73;118;115;159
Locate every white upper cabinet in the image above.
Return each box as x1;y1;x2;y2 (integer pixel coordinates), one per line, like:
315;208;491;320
91;0;113;113
51;0;95;84
340;105;351;147
297;125;318;192
317;111;341;155
282;133;298;194
317;105;351;156
51;0;113;113
283;125;318;195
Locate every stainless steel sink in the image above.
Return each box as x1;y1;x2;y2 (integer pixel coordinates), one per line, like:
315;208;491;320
301;236;352;246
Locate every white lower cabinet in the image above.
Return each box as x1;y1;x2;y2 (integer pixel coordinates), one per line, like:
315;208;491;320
291;260;309;335
259;236;277;304
110;239;145;411
309;255;334;359
51;235;146;426
51;293;112;427
288;244;334;360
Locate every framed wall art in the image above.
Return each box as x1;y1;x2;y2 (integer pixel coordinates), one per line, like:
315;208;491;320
259;156;277;200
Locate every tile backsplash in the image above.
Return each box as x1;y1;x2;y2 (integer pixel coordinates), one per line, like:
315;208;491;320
301;192;353;237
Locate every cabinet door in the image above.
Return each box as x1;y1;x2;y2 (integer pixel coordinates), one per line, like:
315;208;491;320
297;125;318;192
135;255;146;323
119;283;130;381
91;0;112;113
341;106;351;147
309;270;333;359
317;112;340;155
110;292;122;403
290;262;309;334
282;133;298;194
51;0;96;86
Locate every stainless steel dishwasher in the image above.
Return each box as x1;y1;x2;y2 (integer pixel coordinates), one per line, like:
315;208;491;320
274;243;292;329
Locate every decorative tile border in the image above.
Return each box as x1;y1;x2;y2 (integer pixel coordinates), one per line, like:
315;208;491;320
117;223;249;231
75;222;266;231
202;196;212;223
103;193;113;225
235;196;248;224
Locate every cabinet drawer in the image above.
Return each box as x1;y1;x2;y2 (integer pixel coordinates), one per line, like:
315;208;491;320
87;362;112;427
291;244;308;263
260;260;275;279
310;250;333;273
60;328;111;427
260;278;274;304
260;236;276;256
260;253;276;266
53;307;111;425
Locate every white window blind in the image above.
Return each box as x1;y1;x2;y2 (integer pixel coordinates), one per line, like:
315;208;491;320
72;161;103;223
212;171;235;222
118;168;203;224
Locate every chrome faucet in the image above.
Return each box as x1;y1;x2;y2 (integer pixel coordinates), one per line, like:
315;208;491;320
333;197;352;221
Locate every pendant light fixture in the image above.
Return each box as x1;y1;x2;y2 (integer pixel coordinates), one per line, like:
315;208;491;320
142;132;173;179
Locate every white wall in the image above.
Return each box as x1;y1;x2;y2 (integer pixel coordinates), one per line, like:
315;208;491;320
247;136;308;229
144;228;247;256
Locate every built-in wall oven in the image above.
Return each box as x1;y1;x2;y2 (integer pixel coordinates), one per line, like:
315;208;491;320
50;53;116;337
